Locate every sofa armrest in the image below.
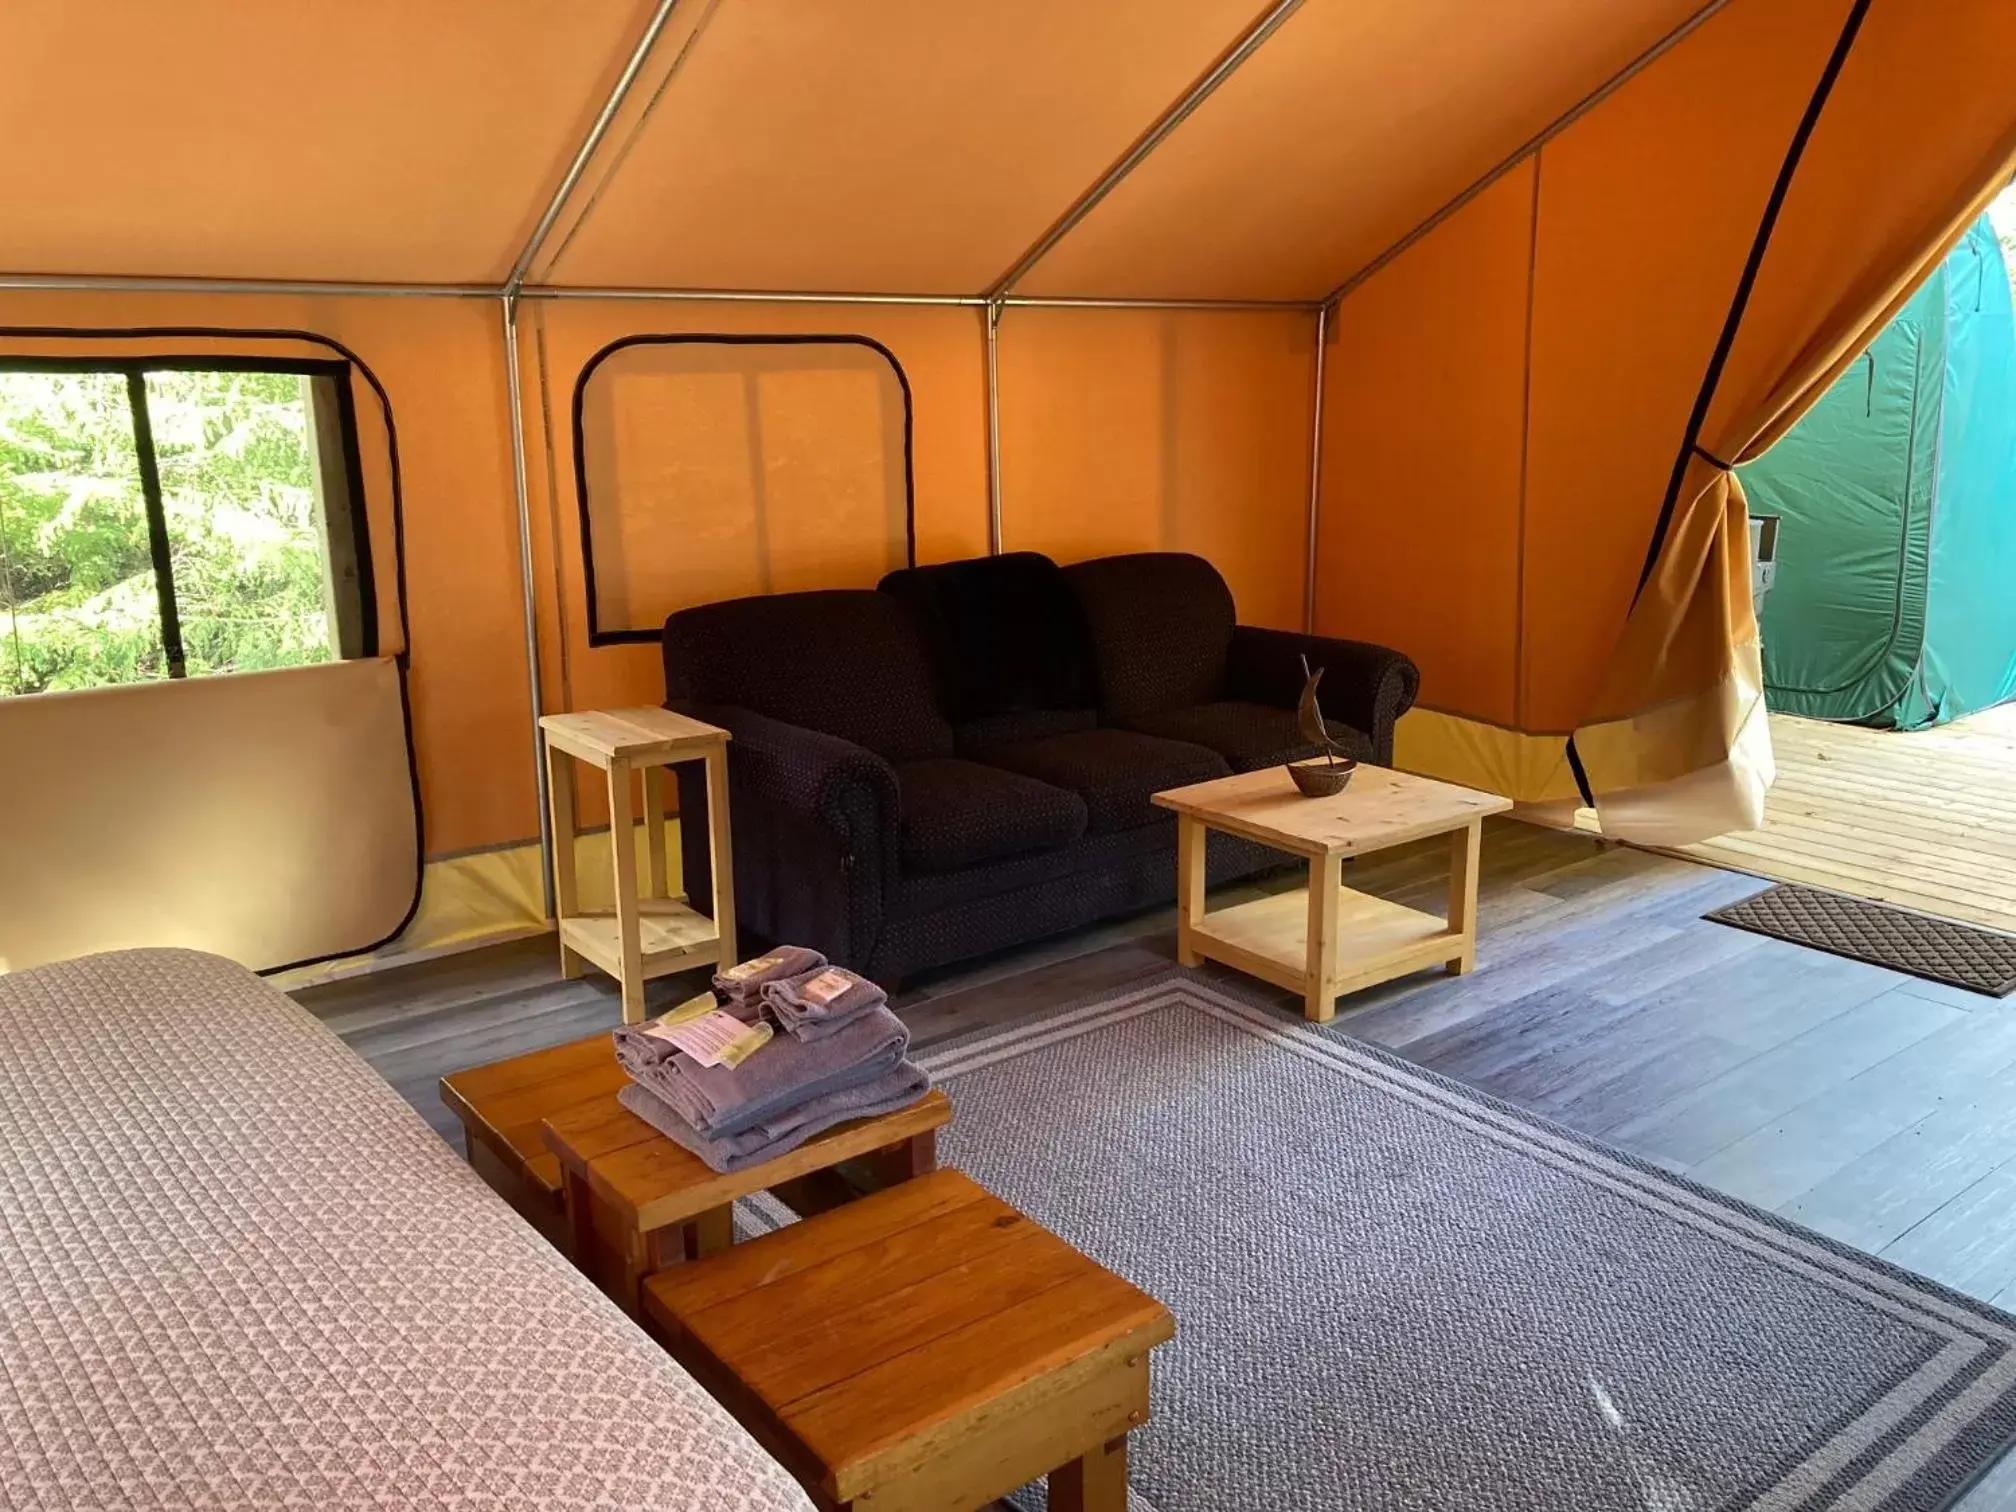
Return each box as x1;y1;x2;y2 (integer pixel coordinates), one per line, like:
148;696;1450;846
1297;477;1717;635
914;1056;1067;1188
669;702;898;970
1225;625;1420;765
680;702;897;840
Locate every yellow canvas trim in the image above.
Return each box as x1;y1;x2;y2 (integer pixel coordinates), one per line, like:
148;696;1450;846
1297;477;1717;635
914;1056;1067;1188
1392;708;1582;805
1576;638;1775;845
272;819;686;989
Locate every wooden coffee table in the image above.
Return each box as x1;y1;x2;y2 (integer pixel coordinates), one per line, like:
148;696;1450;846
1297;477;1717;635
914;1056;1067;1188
1153;764;1512;1022
643;1169;1173;1512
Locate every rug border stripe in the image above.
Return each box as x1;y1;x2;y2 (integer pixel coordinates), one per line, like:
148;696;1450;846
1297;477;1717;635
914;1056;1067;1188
920;967;2016;1512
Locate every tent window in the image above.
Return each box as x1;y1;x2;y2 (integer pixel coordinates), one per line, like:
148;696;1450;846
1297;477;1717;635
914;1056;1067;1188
0;361;370;697
574;335;914;643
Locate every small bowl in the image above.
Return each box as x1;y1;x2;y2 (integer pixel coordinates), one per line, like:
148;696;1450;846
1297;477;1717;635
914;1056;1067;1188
1287;757;1357;797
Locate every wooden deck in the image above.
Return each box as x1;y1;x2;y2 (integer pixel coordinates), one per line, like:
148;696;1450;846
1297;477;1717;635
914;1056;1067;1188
1680;705;2016;933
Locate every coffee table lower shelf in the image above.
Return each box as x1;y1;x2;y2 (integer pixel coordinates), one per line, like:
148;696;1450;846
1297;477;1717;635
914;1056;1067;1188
1184;887;1466;1014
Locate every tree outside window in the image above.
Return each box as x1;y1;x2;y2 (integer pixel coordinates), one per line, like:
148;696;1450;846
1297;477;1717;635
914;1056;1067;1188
0;365;365;697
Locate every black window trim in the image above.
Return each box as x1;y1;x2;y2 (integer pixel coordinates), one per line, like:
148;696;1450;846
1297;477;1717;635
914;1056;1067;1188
0;353;378;672
571;332;919;646
0;326;420;975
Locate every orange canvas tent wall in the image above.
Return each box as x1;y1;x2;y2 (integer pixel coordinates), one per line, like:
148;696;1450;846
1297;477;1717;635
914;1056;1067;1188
0;0;2011;973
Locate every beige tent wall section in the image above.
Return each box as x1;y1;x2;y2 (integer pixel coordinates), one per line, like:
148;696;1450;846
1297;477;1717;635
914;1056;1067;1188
1016;0;1720;303
574;339;913;635
0;659;417;974
1316;163;1533;732
1311;0;1858;806
0;279;1318;971
516;298;991;745
514;296;1314;808
997;307;1314;630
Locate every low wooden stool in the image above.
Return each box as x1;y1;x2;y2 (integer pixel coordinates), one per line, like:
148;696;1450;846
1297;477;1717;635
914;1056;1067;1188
643;1170;1174;1512
438;1033;627;1248
540;707;738;1024
543;1086;951;1313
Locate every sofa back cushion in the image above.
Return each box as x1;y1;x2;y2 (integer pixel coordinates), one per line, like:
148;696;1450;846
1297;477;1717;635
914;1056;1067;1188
1064;552;1236;720
879;552;1099;736
662;589;953;761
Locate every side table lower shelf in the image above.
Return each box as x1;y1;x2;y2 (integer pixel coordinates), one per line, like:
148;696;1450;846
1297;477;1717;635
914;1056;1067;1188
558;899;722;985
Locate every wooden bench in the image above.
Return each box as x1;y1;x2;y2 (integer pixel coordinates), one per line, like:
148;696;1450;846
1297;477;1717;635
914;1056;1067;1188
438;1032;628;1246
642;1169;1174;1512
544;1083;950;1312
441;1032;950;1306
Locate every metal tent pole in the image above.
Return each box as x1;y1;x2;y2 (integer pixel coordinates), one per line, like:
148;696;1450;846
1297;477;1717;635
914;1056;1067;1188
985;301;1004;553
522;285;983;306
1303;303;1329;632
984;0;1307;301
1002;295;1318;312
518;286;1316;312
0;273;494;298
505;0;686;295
499;293;556;917
498;0;684;920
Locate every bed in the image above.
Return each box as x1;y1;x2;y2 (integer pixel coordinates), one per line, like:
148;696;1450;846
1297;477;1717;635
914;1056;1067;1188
0;948;813;1511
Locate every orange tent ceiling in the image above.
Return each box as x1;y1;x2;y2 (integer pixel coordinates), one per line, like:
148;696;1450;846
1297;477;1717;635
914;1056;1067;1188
0;0;1730;300
0;0;661;286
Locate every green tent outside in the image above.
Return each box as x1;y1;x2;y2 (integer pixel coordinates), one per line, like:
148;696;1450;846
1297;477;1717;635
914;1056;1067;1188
1741;215;2016;729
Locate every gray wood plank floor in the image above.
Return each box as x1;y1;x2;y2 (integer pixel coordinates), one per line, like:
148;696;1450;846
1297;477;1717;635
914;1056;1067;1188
293;818;2016;1509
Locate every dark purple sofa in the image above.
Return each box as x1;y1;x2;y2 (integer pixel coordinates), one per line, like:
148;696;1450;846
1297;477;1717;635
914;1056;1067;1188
664;551;1418;983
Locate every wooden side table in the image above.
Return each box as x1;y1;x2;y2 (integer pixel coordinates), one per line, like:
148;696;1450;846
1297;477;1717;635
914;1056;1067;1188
643;1170;1174;1512
543;1085;952;1314
1153;764;1512;1022
540;707;737;1023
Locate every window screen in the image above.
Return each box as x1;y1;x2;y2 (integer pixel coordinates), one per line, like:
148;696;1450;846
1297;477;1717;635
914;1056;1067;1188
573;335;914;643
0;361;370;697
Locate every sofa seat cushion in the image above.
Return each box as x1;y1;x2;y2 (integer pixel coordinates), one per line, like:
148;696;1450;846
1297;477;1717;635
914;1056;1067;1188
895;758;1087;873
973;728;1229;835
1125;701;1374;773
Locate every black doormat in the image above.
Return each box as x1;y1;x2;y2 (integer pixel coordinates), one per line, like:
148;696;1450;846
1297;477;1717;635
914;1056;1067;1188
1707;883;2016;997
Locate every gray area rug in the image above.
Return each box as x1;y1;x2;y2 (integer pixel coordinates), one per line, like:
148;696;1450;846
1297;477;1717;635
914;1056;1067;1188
883;974;2016;1511
1707;885;2016;998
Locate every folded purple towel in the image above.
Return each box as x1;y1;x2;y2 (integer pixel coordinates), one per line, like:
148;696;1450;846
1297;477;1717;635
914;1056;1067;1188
610;993;763;1074
712;945;828;1004
759;965;888;1041
617;1063;931;1174
616;1001;910;1139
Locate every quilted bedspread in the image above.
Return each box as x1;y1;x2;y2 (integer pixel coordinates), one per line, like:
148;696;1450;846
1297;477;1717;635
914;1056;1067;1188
0;949;813;1512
